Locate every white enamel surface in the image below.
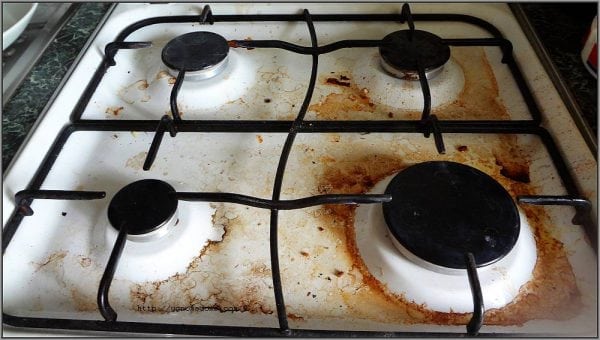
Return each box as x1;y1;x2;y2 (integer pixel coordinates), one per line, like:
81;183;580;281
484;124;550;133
2;2;597;336
93;202;219;282
355;175;537;313
353;55;465;110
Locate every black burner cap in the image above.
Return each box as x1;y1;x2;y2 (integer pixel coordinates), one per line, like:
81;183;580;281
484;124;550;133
379;30;450;73
382;161;520;270
108;179;178;235
162;31;229;72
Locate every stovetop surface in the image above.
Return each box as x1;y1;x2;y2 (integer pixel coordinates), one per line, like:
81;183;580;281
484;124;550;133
2;3;597;337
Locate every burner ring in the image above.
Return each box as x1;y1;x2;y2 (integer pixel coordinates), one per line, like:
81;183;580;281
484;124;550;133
161;31;229;79
379;30;450;80
382;161;520;272
108;179;178;241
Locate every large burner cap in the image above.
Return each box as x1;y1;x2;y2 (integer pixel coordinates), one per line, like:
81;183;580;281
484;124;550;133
108;179;178;238
162;31;229;78
382;161;520;271
379;30;450;80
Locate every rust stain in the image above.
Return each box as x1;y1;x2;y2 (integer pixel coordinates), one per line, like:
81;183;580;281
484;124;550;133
495;155;531;184
129;206;274;315
314;141;581;326
310;47;512;121
228;37;255;50
287;313;305;321
256;134;264;144
433;47;510;120
105;106;124;116
71;289;97;312
326;77;351;87
310;74;376;119
320;155;336;165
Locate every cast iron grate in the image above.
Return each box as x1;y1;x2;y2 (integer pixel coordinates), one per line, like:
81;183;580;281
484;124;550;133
3;3;595;337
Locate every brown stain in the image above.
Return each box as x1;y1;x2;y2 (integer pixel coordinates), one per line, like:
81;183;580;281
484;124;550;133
79;256;92;268
314;143;581;326
249;263;271;277
165;109;184;118
492;136;532;184
309;47;512;121
228;37;255;50
34;251;67;272
129;206;274;315
137;80;149;90
256;134;264;144
326;77;351;87
287;313;305;321
495;156;531;184
71;289;97;312
156;70;176;84
105;106;124;116
433;47;510;120
309;75;376;119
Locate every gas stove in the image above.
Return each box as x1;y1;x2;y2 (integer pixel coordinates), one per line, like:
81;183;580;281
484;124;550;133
2;3;597;337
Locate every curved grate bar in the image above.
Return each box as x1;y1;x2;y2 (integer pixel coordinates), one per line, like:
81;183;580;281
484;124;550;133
175;192;391;209
517;195;593;226
104;41;152;66
97;223;128;322
465;252;485;335
170;70;186;122
143;115;177;171
199;5;214;24
229;39;381;54
267;8;319;333
14;190;106;216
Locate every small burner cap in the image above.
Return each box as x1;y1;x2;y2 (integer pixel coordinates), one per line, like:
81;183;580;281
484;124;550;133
379;30;450;80
382;161;520;271
108;179;178;236
162;31;229;74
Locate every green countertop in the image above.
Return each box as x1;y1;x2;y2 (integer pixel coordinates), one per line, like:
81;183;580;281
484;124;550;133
2;3;112;170
2;3;597;172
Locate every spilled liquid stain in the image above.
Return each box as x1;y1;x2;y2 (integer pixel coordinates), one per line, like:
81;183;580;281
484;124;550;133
314;138;581;326
309;75;376;120
129;205;275;315
33;251;67;272
156;70;176;84
309;47;512;121
125;151;148;170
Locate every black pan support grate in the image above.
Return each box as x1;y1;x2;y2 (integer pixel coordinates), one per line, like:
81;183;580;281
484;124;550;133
2;4;595;337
